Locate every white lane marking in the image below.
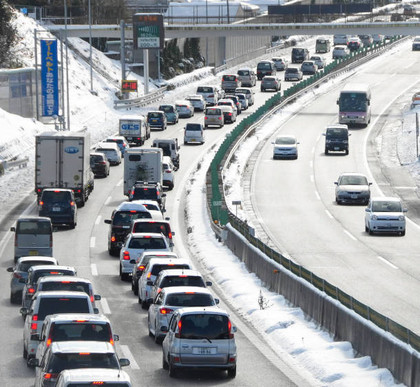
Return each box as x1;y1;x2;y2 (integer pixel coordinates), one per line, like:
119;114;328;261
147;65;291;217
105;196;112;205
90;237;96;248
91;264;98;276
310;174;314;183
314;191;320;200
377;256;398;269
309;160;313;168
117;179;123;187
120;345;140;370
95;215;101;225
343;229;356;241
325;209;333;219
101;297;112;314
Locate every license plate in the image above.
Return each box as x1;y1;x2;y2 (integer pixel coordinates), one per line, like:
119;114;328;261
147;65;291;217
29;250;38;256
334;147;340;150
192;347;216;355
191;139;196;142
350;195;358;199
52;207;61;212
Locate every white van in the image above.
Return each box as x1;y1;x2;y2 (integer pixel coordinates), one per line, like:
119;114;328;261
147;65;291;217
11;216;53;263
196;85;219;105
56;368;132;387
95;142;122;166
184;123;205;145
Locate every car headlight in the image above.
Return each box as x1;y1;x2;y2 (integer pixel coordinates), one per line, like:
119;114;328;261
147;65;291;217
371;215;378;220
399;215;405;221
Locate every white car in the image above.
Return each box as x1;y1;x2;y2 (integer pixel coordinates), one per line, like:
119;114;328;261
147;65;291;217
148;286;218;344
186;94;207;111
175;100;195;118
119;233;171;281
332;45;350;59
310;55;326;69
162;156;175;190
235;93;248;110
131;199;164;220
218;98;238;115
335;173;372;205
365;197;407;236
272;135;299;159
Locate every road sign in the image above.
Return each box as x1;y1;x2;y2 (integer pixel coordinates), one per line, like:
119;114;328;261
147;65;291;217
133;13;164;50
121;80;138;92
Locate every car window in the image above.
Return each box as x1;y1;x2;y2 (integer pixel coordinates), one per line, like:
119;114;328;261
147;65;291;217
129;237;166;250
40;281;90;294
186;124;202;131
133;222;170;236
51;323;111;342
19;260;55;272
113;210;151;226
160;276;205;288
237;70;249;76
166;293;214;307
340;176;367;185
17;220;52;234
150;264;189;276
257;62;272;70
372;201;402;212
179;314;229;339
38;298;90;320
197;87;212;93
41;191;72;203
33;269;74;284
275;137;295;145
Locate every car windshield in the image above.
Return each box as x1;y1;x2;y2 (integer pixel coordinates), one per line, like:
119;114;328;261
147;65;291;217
128;237;166;250
131;188;159;201
237;70;249;76
90;155;104;163
287;68;298;73
113;211;151;226
372;201;402;212
148;112;162;119
48;352;119;373
41;191;71;203
38;298;90;320
339;92;368;112
179;314;229;340
197;87;212;93
206;109;221;116
339;176;368;185
186;124;202;131
51;323;111;342
150;264;190;276
32;270;74;284
166;293;214;307
275;137;295;145
257;62;271;70
327;128;347;138
160;276;205;288
223;75;236;81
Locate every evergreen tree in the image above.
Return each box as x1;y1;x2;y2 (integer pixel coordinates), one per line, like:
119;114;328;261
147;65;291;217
0;0;17;67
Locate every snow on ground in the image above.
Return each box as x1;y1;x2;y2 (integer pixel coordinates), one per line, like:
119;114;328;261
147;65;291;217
0;9;415;386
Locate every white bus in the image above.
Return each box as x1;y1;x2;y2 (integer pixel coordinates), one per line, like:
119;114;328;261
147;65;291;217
337;83;371;126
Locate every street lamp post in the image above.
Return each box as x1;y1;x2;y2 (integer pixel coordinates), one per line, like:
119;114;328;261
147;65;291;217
88;0;93;92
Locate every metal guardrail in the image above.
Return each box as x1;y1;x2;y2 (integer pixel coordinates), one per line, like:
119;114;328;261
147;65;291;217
0;157;29;176
113;85;168;109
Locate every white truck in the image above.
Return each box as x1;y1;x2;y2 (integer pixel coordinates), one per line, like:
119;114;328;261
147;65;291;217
152;138;180;170
123;148;163;196
35;131;93;206
119;115;150;146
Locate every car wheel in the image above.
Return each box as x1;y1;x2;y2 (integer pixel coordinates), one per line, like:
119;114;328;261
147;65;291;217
336;198;341;205
368;225;374;235
23;346;27;359
119;266;128;281
27;356;34;368
141;300;148;310
162;354;169;370
154;324;163;344
169;360;177;377
228;367;237;378
69;221;76;229
401;230;406;236
325;148;329;155
10;292;20;304
133;282;138;295
345;148;349;155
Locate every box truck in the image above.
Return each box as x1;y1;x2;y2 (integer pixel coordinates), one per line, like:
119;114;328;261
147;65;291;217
123;148;163;196
35;131;93;206
119;115;150;146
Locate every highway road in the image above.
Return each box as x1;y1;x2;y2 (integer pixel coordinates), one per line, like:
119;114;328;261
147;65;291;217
249;38;420;335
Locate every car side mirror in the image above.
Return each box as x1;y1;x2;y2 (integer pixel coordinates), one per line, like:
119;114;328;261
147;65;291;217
160;326;168;332
147;280;154;286
119;358;130;367
368;182;372;186
205;281;212;286
94;294;101;301
336;99;339;105
348;133;352;136
20;307;29;316
28;358;39;367
7;267;14;272
403;208;408;213
113;334;120;341
104;219;111;224
93;308;99;314
365;208;371;212
162;193;166;197
334;182;338;185
10;226;15;232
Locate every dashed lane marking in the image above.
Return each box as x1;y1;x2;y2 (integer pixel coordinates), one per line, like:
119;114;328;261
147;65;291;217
120;345;140;370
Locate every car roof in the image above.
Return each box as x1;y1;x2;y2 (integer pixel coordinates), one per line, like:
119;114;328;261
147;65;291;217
162;156;172;163
162;286;213;296
45;313;110;324
90;151;107;157
42;188;73;193
37;275;92;284
370;196;401;202
145;257;190;267
34;290;90;299
58;368;131;383
131;199;160;206
16;256;58;264
176;306;228;316
157;269;203;278
50;341;115;353
29;265;76;273
339;172;367;177
115;201;149;212
217;105;233;112
140;250;178;258
16;215;52;222
129;232;166;239
132;219;170;225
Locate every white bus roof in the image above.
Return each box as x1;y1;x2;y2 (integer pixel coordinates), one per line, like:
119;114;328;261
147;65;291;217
340;83;371;94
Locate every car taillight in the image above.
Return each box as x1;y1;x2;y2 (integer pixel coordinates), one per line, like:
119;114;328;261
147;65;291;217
13;272;22;279
205;117;208;120
92;382;105;385
31;314;38;332
165;170;171;173
218;117;222;120
111;235;116;242
46;338;52;347
168;232;173;240
70;201;75;206
228;113;232;116
100;161;106;165
175;320;182;338
44;373;58;380
123;251;130;260
228;320;234;338
138;265;145;271
147;272;151;279
28;287;35;294
160;307;173;315
130;190;134;195
39;201;44;206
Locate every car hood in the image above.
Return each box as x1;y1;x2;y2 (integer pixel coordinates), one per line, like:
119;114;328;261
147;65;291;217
338;184;370;192
274;144;297;149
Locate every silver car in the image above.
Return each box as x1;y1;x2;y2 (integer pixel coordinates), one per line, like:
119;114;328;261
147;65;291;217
261;76;281;92
185;94;207;111
204;107;224;128
235;87;255;106
162;307;237;378
335;173;372;205
272;135;299;159
310;55;326;69
7;256;58;304
148;285;218;343
284;67;303;81
365;197;407;236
